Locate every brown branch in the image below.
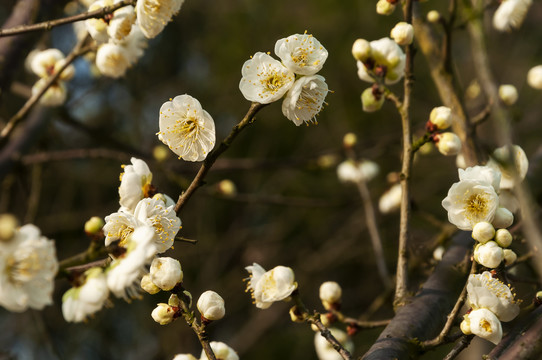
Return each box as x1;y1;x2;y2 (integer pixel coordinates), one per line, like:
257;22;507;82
0;34;93;143
174;102;267;215
394;0;415;309
329;309;390;329
0;0;136;37
361;231;473;359
442;334;474;360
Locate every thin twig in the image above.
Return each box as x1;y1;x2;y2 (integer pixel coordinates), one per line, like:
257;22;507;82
394;0;415;309
0;0;136;37
421;257;475;349
443;334;474;360
174;102;267;215
329;309;390;329
0;34;93;143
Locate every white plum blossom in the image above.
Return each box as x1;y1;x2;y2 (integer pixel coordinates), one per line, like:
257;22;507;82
376;0;396;16
337;159;379;184
429;106;452;130
95;26;146;78
158;94;216;162
492;207;514;229
151;302;178;325
133;197;181;253
472;222;495;243
390;22;414;46
441;166;501;230
136;0;185;39
107;6;137;44
356;37;406;85
106;226;157;299
379;183;402;214
32;79;68;107
495;229;513;248
30;48;75;80
503;249;517;265
245;263;297;309
474;241;504;269
282;75;328;125
314;328;354;360
118;157;153;212
527;65;542;90
197;290;226;321
62;267;109;322
239;52;295;104
0;224;58;312
172;355;197;360
319;281;342;310
487;145;528;190
274;33;328;75
498;84;518;106
434;132;462;156
140;274;160;294
200;342;239;360
149;257;183;291
86;0;113;43
467;272;519;322
493;0;532;32
461;308;503;345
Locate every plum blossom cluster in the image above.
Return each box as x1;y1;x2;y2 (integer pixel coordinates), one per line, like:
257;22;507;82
426;106;462;156
245;263;297;309
460;272;520;344
0;222;58;312
239;33;329;126
61;157;183;322
352;35;406;112
85;0;184;78
158;94;216;162
27;48;75;106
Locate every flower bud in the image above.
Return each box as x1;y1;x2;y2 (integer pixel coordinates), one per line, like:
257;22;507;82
472;222;495;243
503;249;517;266
197;290;226;321
352;39;371;62
474;241;504;268
495;229;513;248
379;183;402;214
376;0;396;15
460;317;472;335
434;132;462;156
492;207;514;229
216;179;237;197
172;355;198;360
343;132;357;148
151;303;177;325
429;106;452;130
433;246;445;261
361;87;385;112
527;65;542;90
427;10;441;23
498;84;518;106
150;257;183;291
84;216;104;235
141;274;160;294
319;281;342;310
390;22;414;46
0;214;18;242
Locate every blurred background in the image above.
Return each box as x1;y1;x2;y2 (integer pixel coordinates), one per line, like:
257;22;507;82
1;0;542;359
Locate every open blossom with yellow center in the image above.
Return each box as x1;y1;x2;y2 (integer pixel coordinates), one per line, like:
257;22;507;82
282;75;329;126
467;271;519;322
245;263;297;309
0;224;58;312
136;0;184;39
158;94;216;162
442;166;501;230
119;157;153;212
274;33;328;76
239;52;295;104
461;308;503;345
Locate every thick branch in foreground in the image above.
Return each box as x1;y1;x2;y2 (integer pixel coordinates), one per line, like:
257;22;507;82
487;305;542;360
362;232;472;360
174;102;267;214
